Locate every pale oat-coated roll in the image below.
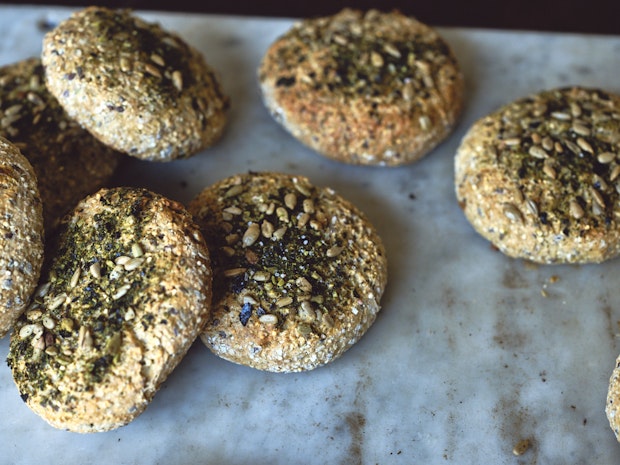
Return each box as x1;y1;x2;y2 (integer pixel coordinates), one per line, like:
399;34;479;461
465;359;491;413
188;171;388;372
42;6;230;162
0;57;122;233
7;186;212;433
455;86;620;264
0;136;44;338
258;8;464;166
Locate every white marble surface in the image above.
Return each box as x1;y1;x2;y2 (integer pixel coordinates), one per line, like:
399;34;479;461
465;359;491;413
1;4;620;464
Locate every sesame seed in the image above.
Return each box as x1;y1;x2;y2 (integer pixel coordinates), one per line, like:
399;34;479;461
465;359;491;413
125;307;136;321
299;301;315;321
277;297;293;307
224;185;244;198
542;137;554;151
78;326;93;351
332;33;347;46
35;282;50;297
261;220;274;238
611;165;620;181
525;199;538;216
224;206;242;215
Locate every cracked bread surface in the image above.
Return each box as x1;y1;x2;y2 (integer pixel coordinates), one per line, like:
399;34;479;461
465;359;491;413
7;186;212;433
455;86;620;264
188;171;387;372
42;6;230;162
258;8;464;166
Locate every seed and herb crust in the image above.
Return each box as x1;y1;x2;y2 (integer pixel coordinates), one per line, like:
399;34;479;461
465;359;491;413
607;355;620;441
0;137;44;338
455;86;620;264
41;6;230;162
257;8;464;167
188;171;387;372
7;186;212;433
0;58;122;232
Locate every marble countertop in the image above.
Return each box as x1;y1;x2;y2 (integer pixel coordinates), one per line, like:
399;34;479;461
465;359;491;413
1;5;620;464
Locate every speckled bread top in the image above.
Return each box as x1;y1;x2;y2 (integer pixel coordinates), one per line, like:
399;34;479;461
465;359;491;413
0;58;122;232
0;137;44;338
607;355;620;441
257;8;464;166
455;86;620;264
7;187;212;433
41;6;230;162
188;171;388;372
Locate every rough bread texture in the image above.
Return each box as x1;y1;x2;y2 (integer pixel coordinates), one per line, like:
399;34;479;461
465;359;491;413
0;57;122;232
41;6;230;162
607;355;620;441
7;187;212;433
258;8;464;166
188;171;387;372
0;137;44;338
455;86;620;264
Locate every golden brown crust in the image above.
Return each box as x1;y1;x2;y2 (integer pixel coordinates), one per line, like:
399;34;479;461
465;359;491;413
188;171;387;372
41;6;230;162
7;187;212;432
258;8;464;166
0;137;44;338
607;355;620;441
0;57;122;232
455;86;620;264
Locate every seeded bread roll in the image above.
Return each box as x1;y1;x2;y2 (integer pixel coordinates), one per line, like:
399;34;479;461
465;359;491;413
607;355;620;441
455;86;620;264
188;171;387;372
41;6;230;162
0;137;44;338
257;8;464;167
7;187;212;433
0;57;122;232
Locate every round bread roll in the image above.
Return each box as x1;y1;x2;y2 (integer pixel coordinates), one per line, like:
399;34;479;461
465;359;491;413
0;137;44;338
7;187;212;433
41;6;230;162
455;86;620;264
257;8;464;167
188;171;388;372
0;57;122;232
607;355;620;441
